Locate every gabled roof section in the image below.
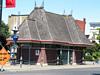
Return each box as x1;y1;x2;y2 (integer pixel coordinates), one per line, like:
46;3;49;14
28;7;52;40
19;19;32;39
18;7;92;46
63;16;90;44
45;12;72;42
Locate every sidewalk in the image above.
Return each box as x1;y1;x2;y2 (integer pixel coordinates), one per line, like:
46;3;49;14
1;63;100;72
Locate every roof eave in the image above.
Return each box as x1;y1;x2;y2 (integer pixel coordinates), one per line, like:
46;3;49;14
7;38;93;47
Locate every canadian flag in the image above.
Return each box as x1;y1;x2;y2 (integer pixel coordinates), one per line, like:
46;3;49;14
6;0;16;8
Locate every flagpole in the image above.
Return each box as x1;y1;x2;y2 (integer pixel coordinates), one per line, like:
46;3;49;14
0;0;2;26
0;0;4;72
0;0;3;34
0;0;3;71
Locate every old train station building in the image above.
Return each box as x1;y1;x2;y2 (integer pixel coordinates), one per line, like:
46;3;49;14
8;6;92;65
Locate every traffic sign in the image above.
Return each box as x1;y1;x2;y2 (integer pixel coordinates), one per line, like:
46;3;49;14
0;47;10;65
12;34;18;43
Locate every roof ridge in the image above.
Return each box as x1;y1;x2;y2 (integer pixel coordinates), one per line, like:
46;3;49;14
32;9;41;40
69;16;82;43
45;11;65;16
26;19;32;39
63;16;74;43
44;10;53;41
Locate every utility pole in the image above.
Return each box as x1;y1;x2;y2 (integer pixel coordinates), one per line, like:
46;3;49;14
0;1;4;71
0;0;3;42
0;0;2;27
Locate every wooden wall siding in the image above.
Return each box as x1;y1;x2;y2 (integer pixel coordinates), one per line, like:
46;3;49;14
46;50;58;64
16;46;83;65
75;51;83;64
17;47;39;64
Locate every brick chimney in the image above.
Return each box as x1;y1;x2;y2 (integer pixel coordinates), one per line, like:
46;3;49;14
75;18;86;33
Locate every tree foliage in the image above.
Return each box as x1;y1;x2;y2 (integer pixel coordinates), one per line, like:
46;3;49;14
0;21;10;50
96;28;100;43
84;43;100;61
0;21;10;38
84;28;100;61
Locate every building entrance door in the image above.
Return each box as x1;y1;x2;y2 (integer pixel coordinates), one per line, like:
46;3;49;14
60;50;68;65
60;50;72;65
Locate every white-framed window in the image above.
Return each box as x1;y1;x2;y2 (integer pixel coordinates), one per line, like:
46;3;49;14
35;49;40;56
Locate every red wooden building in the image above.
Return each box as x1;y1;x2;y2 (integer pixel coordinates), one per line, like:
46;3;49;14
8;7;92;65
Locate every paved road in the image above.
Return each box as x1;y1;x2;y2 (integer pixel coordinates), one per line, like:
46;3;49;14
0;67;100;75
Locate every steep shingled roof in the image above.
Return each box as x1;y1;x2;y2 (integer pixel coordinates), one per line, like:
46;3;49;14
18;7;92;46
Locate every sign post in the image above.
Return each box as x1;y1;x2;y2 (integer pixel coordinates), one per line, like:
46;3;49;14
0;47;10;71
11;26;19;65
0;0;2;32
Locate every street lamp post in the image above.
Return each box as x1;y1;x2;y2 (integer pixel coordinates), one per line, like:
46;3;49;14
11;27;19;65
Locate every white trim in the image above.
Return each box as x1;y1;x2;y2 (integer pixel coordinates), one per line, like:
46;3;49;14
36;63;48;66
72;63;77;65
36;63;41;65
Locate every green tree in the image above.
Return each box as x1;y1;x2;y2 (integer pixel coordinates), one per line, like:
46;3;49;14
84;44;96;61
0;21;10;38
96;28;100;43
84;28;100;61
0;21;10;50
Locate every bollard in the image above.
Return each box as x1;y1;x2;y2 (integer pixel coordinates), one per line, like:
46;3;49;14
20;56;23;68
0;65;5;72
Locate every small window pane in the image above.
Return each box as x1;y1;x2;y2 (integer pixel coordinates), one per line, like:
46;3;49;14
35;50;40;56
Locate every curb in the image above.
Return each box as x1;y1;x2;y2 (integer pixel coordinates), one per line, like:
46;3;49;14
1;64;100;72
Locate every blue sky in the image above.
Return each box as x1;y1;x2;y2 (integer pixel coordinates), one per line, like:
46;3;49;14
2;0;100;34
